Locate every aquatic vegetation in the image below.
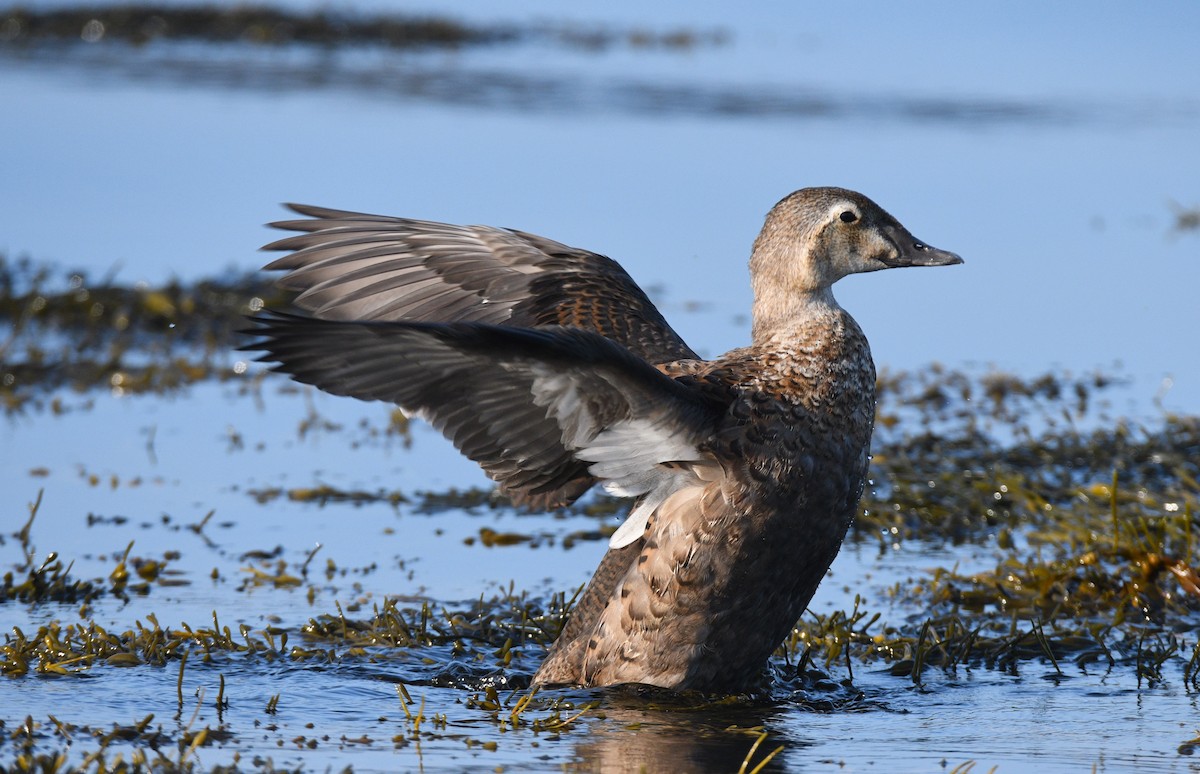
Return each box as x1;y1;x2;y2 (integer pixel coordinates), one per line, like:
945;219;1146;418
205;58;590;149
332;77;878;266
0;5;515;49
0;713;250;774
3;263;1200;770
0;256;275;413
0;5;722;53
1;492;184;607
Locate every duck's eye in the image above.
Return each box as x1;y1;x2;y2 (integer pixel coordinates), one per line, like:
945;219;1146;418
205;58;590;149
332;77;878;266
839;211;858;224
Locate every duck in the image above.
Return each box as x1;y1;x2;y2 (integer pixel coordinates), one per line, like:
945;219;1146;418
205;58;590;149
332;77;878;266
244;187;962;692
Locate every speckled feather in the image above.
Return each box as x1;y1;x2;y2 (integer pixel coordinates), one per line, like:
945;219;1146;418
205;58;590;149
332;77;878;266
245;187;962;692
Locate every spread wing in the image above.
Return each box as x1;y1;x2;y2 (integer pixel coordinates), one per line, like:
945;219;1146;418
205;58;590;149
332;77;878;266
243;312;721;511
261;204;698;365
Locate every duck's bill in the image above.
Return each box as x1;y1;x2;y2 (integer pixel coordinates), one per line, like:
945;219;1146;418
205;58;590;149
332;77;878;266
880;241;964;268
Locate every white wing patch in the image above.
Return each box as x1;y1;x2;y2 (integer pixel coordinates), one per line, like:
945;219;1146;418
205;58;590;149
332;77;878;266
578;420;706;550
527;363;712;549
577;420;702;491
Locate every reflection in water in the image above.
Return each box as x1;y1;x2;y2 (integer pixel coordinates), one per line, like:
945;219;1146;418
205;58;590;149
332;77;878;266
404;661;872;772
574;690;794;773
574;718;779;773
0;42;1097;127
561;673;872;773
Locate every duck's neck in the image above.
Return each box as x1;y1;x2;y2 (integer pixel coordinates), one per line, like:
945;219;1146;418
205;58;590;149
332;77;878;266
750;286;840;344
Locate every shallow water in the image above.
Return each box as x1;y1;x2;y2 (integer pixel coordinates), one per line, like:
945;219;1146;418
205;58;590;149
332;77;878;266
2;3;1200;772
3;379;1199;772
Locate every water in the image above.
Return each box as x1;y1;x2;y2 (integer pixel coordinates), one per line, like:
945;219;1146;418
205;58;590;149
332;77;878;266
2;3;1200;771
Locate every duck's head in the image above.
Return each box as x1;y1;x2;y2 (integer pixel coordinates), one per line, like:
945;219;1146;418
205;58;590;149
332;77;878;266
750;186;962;300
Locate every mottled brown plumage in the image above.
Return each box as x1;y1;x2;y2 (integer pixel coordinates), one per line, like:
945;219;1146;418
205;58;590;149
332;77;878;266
245;187;962;692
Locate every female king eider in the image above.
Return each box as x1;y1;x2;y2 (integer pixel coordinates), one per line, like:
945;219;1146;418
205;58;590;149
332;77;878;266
245;187;962;692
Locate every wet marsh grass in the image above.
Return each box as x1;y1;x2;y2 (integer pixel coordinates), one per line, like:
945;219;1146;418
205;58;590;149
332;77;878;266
3;260;1200;770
